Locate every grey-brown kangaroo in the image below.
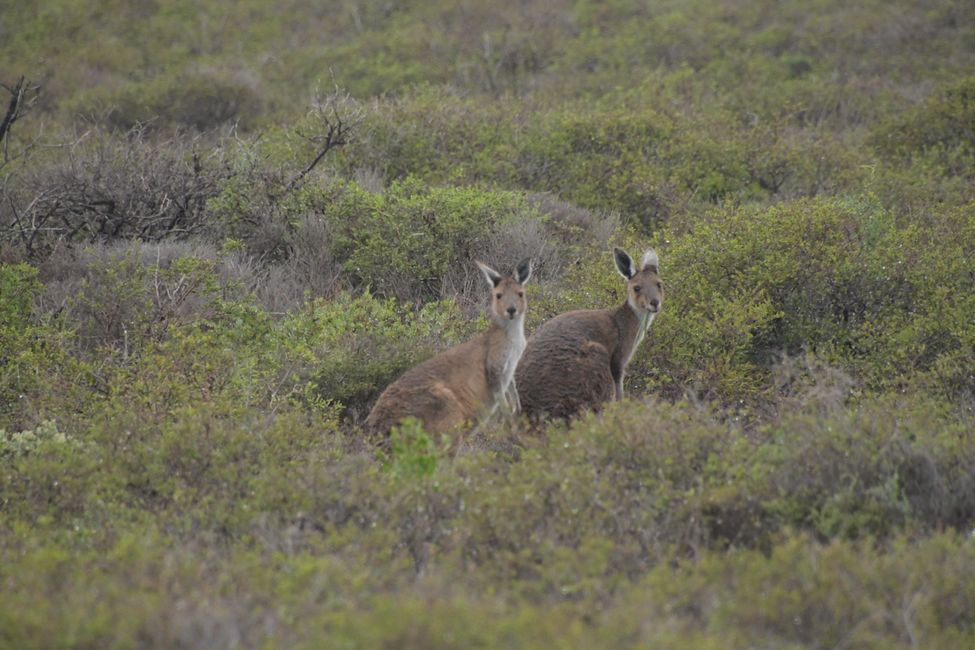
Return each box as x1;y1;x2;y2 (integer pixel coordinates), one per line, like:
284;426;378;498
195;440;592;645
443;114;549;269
365;258;532;438
516;247;662;419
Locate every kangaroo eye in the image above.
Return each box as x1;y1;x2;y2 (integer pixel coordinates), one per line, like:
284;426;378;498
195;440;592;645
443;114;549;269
633;286;641;293
496;293;502;300
517;292;524;298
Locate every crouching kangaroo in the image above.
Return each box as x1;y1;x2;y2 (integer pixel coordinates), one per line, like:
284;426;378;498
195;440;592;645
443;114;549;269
516;247;662;420
365;258;533;439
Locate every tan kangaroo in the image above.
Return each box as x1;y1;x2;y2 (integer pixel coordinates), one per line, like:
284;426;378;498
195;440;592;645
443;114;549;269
365;258;533;438
516;247;662;419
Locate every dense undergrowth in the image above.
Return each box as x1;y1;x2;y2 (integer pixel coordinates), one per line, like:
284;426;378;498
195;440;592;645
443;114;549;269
2;0;975;647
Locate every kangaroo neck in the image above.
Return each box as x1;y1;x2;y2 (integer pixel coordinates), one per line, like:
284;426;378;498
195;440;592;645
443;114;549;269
487;313;526;345
613;301;651;361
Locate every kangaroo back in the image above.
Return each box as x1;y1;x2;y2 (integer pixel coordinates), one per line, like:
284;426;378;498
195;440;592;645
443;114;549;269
516;248;662;419
365;258;533;439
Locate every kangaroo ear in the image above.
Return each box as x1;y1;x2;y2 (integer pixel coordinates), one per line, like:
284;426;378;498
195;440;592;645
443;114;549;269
476;260;503;288
640;249;659;274
614;247;636;279
515;258;533;285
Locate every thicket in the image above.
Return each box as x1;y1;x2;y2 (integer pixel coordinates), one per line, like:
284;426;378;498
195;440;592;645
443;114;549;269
2;0;975;647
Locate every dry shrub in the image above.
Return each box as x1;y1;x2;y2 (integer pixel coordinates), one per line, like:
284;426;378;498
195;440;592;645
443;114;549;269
103;66;265;133
769;352;858;417
34;241;255;352
1;127;232;256
209;211;349;313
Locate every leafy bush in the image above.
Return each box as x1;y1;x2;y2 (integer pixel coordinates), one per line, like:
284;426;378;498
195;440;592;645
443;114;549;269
37;242;231;354
608;532;975;648
0;418;99;525
277;291;475;419
871;76;975;176
630;195;974;403
0;264;93;430
0;262;36;329
96;67;264;132
0;420;83;459
100;298;279;421
323;178;539;302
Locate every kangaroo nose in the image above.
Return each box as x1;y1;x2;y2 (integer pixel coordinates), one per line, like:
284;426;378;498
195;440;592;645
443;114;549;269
649;298;660;310
507;306;517;316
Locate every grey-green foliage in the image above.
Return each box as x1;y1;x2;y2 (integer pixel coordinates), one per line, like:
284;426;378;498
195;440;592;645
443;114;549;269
1;1;975;646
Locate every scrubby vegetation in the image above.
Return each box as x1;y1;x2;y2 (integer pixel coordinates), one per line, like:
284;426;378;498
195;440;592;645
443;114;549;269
2;0;974;647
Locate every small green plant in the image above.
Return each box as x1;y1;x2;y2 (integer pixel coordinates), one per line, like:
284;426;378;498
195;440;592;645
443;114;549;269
0;263;38;329
0;420;82;458
383;417;443;480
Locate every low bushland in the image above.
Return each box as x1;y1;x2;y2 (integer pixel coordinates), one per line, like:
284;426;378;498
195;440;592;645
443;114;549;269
4;158;974;647
3;0;975;646
2;394;974;647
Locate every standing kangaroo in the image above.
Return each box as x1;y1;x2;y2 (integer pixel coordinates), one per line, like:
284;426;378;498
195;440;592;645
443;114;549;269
365;258;533;438
516;247;662;419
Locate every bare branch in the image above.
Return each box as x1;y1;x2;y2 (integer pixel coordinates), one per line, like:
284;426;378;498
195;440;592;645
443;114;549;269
284;90;363;193
1;126;234;256
0;77;40;169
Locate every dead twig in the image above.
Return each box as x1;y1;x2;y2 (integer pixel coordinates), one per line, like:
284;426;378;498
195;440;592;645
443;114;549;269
284;91;363;193
0;76;40;169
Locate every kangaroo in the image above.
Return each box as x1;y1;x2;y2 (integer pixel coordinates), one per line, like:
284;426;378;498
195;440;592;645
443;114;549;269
365;258;533;439
515;247;662;420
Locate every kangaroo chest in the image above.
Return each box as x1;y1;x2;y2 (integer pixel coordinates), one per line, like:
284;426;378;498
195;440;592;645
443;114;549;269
503;334;526;384
493;332;526;390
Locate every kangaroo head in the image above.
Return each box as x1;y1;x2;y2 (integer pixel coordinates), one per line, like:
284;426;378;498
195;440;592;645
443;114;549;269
614;247;663;315
476;258;532;326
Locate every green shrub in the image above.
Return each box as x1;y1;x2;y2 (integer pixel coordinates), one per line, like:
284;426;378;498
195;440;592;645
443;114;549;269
101;296;279;420
338;80;876;229
316;593;588;649
276;291;475;417
0;420;82;459
871;76;975;176
754;396;975;539
70;66;265;132
0;263;37;329
208;165;569;304
315;178;537;301
0;264;94;430
860;201;975;400
68;247;153;352
56;245;227;354
608;532;975;648
634;195;975;403
344;90;747;226
0;421;100;526
513;103;676;221
338;87;518;183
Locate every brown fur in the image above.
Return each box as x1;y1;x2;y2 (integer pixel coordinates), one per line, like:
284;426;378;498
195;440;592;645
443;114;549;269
365;259;532;439
516;248;663;420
